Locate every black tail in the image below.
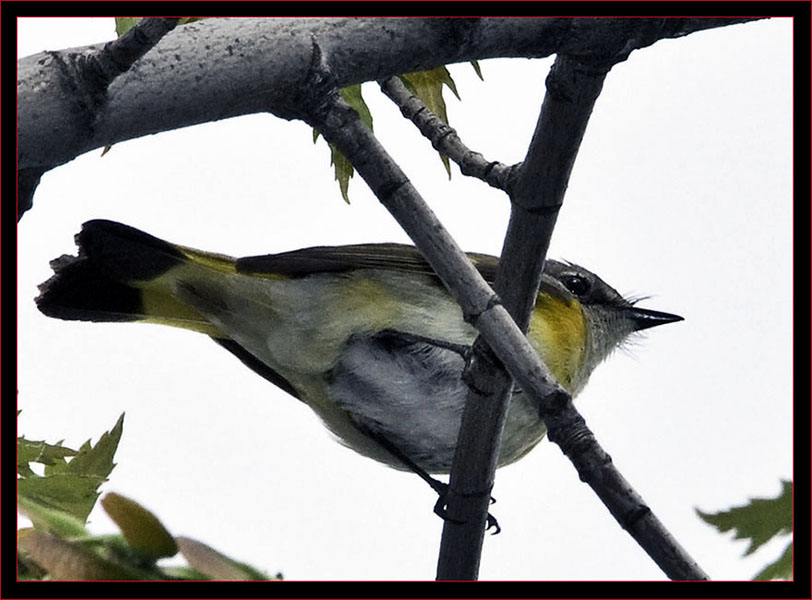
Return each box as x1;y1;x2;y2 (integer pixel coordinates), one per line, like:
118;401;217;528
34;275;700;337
37;220;301;400
36;220;185;323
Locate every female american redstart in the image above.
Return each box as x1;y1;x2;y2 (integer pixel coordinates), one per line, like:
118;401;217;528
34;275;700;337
36;220;682;475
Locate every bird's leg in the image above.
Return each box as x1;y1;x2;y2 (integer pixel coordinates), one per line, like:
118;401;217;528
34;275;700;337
376;329;470;357
356;421;501;535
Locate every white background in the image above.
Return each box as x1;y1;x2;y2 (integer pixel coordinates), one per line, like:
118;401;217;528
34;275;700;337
17;18;793;581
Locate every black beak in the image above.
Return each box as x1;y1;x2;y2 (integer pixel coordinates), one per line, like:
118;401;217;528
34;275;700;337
626;307;684;331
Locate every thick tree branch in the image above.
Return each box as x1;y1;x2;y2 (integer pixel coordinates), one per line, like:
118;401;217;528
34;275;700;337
436;54;613;581
77;18;180;97
297;41;708;581
17;18;758;217
16;18;179;220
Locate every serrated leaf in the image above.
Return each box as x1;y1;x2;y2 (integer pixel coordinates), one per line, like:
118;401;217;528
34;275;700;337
330;145;353;203
176;537;269;581
313;85;373;203
753;541;793;581
101;493;177;560
340;85;373;131
439;154;451;178
18;464;36;478
401;66;459;121
19;530;138;580
18;473;106;525
400;68;459;177
331;84;374;203
18;438;77;474
18;414;125;524
697;480;792;556
60;413;124;479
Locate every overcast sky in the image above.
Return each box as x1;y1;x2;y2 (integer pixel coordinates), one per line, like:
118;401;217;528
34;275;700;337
18;18;793;581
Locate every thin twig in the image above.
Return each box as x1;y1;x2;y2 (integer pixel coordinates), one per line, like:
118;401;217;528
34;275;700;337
379;76;514;191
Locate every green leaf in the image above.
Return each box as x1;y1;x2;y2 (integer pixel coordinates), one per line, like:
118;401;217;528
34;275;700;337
18;438;77;476
18;414;125;525
101;493;178;560
400;66;459;121
18;473;107;526
115;17;140;37
752;541;793;581
697;480;792;556
471;60;484;80
329;145;354;204
58;413;124;479
698;480;793;580
314;84;373;203
400;67;460;177
17;496;89;539
340;84;373;131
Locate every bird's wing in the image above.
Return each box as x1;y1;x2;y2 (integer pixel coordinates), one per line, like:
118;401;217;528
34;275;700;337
237;243;500;283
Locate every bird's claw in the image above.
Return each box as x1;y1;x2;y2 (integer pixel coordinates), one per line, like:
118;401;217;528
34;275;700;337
433;491;501;535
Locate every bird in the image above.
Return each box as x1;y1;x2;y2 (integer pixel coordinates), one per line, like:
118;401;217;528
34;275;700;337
36;219;683;477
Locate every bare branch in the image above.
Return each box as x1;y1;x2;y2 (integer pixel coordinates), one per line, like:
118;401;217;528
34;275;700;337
78;18;180;93
298;40;708;581
497;54;611;322
17;18;759;217
436;54;612;580
16;18;179;221
379;76;514;191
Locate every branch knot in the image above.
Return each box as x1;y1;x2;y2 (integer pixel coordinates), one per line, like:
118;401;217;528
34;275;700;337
462;294;502;327
277;39;341;124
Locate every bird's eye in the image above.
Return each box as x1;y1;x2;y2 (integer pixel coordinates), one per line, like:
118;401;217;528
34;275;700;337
562;274;590;297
